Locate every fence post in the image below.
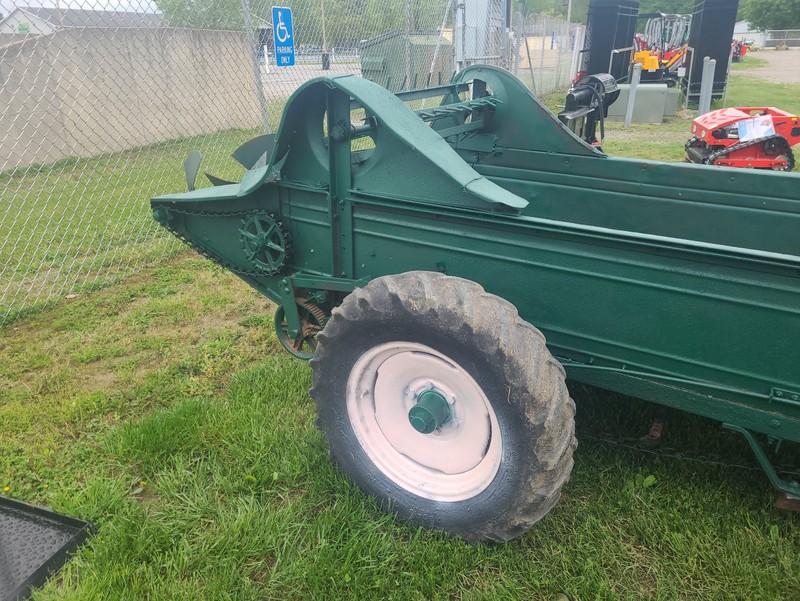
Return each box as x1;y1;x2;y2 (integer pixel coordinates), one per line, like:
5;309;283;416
503;0;512;70
624;63;642;128
240;0;270;132
698;57;716;115
454;1;465;70
321;0;330;70
554;22;563;88
569;25;584;85
539;18;546;75
428;0;453;86
524;26;537;95
404;0;412;90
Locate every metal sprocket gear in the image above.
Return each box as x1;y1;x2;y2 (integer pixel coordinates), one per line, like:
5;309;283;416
239;212;291;275
274;300;329;360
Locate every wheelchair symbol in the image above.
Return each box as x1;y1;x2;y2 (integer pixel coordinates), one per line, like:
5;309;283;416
275;11;290;44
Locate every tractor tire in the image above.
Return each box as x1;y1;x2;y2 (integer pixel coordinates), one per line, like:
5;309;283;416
310;271;576;542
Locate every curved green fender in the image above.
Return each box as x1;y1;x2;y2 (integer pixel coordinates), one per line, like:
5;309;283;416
155;75;527;211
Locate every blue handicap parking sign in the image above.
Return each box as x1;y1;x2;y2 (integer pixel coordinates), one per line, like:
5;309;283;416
272;6;295;67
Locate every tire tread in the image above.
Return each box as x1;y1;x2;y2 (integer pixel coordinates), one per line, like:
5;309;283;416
310;271;576;542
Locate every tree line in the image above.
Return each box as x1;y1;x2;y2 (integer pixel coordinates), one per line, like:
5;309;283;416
517;0;799;29
154;0;800;39
155;0;448;46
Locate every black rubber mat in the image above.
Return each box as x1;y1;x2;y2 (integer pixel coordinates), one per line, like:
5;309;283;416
0;496;93;601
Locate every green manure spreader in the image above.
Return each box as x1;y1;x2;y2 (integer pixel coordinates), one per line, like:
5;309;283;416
152;66;800;542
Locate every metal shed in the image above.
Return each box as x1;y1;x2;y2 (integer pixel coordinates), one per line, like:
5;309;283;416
359;30;454;91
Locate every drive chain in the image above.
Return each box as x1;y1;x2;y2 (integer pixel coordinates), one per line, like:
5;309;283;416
154;205;276;277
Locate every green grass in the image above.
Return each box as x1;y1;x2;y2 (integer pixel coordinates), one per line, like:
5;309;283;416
2;254;798;600
726;76;800;115
0;92;294;324
731;55;768;70
0;128;261;324
2;72;800;600
546;72;800;163
0;256;800;601
540;85;692;163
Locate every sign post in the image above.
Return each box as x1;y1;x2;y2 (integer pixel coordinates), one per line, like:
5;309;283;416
272;6;295;67
242;0;269;129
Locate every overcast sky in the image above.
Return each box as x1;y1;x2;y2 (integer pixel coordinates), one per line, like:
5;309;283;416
1;0;159;17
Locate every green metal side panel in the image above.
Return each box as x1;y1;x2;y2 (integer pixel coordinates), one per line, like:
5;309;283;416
151;65;800;446
474;151;800;255
345;197;800;439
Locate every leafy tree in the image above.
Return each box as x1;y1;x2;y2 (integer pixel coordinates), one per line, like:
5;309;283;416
514;0;694;24
740;0;800;29
639;0;694;14
156;0;245;30
515;0;589;22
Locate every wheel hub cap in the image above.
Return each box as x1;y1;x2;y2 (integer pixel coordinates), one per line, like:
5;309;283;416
346;342;502;502
408;389;451;434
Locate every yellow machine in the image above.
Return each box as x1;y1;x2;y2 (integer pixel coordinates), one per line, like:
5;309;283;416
634;49;661;71
631;13;691;84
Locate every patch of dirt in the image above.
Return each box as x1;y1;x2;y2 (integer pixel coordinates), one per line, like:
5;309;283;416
736;48;800;84
80;367;118;391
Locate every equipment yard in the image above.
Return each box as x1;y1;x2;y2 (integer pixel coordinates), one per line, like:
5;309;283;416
2;59;799;599
734;48;800;84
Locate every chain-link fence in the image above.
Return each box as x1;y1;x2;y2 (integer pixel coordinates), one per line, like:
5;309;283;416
765;30;800;48
514;11;583;97
0;0;577;324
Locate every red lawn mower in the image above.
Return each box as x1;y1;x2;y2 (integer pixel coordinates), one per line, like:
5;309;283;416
685;107;800;171
731;39;750;63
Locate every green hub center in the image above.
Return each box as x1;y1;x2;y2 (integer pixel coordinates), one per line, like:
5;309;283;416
408;389;451;434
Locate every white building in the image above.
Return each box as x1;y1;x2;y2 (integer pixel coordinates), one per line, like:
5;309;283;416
733;20;766;47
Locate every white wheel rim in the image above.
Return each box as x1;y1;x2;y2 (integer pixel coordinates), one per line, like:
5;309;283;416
346;342;502;502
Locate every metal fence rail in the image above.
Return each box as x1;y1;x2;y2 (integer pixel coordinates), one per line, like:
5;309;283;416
765;30;800;48
0;0;575;324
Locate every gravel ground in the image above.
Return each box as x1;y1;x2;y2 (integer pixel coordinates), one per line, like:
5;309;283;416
735;48;800;84
261;62;360;99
